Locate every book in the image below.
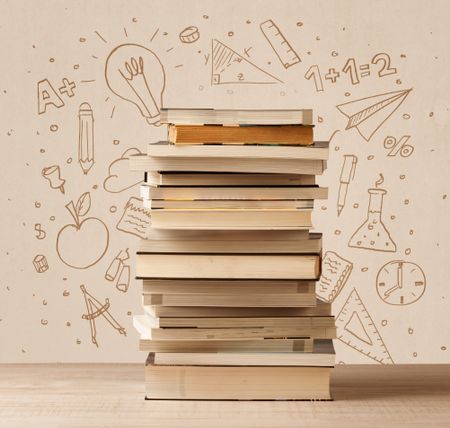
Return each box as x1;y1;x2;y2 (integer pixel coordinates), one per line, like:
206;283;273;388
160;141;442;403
144;358;332;400
145;171;316;186
148;209;313;230
135;254;321;280
147;141;329;160
153;339;335;367
140;184;328;200
160;108;313;125
138;232;322;253
168;124;314;146
143;199;314;209
144;299;331;318
130;154;326;175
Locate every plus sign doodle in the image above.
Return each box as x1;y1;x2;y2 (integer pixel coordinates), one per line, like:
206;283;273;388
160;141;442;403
59;78;76;97
37;77;77;114
325;68;340;83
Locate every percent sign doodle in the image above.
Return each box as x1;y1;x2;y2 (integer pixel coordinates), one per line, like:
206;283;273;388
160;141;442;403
384;135;414;158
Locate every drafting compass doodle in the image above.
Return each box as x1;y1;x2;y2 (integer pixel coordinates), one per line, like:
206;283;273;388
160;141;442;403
80;284;126;347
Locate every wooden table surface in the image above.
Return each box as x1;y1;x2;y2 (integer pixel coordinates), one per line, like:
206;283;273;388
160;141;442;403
0;364;449;428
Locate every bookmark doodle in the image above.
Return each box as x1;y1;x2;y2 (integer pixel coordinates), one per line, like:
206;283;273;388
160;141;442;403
80;284;126;347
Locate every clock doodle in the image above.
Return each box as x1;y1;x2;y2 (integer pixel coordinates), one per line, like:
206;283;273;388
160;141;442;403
376;260;426;306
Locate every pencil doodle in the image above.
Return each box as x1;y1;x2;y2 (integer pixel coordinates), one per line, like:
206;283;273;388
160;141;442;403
337;155;358;216
56;192;109;269
105;44;166;125
317;251;353;303
260;19;301;68
34;223;46;240
80;284;126;347
179;26;200;43
383;135;414;158
336;88;412;141
32;254;49;273
41;165;65;194
105;249;131;293
211;39;282;85
348;186;396;252
337;288;394;364
116;196;151;239
37;78;76;114
376;260;426;306
78;103;95;174
103;148;143;193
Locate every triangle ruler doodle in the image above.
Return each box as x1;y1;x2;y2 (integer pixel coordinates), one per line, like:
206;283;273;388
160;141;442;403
336;88;412;141
80;284;126;347
211;39;282;85
336;288;394;364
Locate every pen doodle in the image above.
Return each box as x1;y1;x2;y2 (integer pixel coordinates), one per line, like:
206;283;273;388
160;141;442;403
116;197;151;238
103;148;143;193
211;39;282;85
337;288;394;364
56;192;109;269
78;103;95;174
41;165;65;194
337;155;358;216
105;249;131;292
80;284;126;347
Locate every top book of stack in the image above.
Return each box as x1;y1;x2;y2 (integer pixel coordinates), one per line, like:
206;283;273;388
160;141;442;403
160;108;314;146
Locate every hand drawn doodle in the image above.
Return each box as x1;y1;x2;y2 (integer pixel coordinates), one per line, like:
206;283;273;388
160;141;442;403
383;135;414;158
78;103;95;174
179;26;200;43
371;53;397;77
105;44;166;125
116;197;151;239
337;289;394;364
304;65;323;92
59;78;76;97
325;68;340;83
80;284;126;347
260;19;301;68
105;249;131;292
336;88;412;141
32;254;49;273
348;186;396;252
103;148;143;193
337;155;358;216
41;165;65;194
376;260;426;305
56;192;109;269
317;251;353;303
37;78;76;114
211;39;282;85
34;223;46;240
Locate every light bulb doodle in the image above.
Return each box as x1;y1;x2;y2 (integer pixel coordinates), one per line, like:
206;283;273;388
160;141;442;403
105;44;166;125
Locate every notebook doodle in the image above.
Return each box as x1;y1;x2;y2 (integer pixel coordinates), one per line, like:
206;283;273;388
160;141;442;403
80;284;126;347
318;251;353;303
116;196;151;238
211;39;282;85
337;288;394;364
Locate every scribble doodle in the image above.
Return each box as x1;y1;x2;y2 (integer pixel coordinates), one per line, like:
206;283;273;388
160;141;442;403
179;26;200;43
116;197;151;238
78;103;95;174
56;192;109;269
337;288;394;364
103;148;143;193
384;135;414;157
304;65;323;92
34;223;46;240
336;88;412;141
376;260;426;305
105;44;166;125
105;249;131;292
80;284;126;347
41;165;66;194
211;39;282;85
33;254;49;273
337;155;358;216
260;19;301;68
348;187;396;252
37;78;76;114
317;251;353;303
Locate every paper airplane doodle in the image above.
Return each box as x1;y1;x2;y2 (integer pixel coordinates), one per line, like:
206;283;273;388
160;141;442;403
336;88;412;141
337;288;393;364
211;39;282;85
80;284;126;347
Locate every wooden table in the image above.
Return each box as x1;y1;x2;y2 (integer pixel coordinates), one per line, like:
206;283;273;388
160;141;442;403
1;364;449;427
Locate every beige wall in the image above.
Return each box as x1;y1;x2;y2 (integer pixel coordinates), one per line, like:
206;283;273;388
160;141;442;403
1;0;449;363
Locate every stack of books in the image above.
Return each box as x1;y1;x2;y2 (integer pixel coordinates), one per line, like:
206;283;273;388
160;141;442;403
130;108;335;400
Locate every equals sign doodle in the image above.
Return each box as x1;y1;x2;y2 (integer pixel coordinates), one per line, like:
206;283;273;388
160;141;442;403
359;64;370;77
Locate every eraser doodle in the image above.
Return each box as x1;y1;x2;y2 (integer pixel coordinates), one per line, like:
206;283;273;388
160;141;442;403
33;254;49;273
179;26;200;43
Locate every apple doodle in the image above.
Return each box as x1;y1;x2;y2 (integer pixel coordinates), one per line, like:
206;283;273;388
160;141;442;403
56;192;109;269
